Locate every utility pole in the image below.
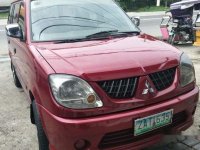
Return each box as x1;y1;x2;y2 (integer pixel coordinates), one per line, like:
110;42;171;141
156;0;161;6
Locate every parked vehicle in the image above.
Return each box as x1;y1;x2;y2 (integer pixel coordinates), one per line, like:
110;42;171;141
194;11;200;46
160;15;172;41
6;0;199;150
160;0;200;44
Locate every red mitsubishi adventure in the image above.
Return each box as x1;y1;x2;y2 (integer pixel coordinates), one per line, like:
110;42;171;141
6;0;199;150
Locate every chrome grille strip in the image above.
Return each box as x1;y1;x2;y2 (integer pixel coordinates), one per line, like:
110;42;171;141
123;78;130;97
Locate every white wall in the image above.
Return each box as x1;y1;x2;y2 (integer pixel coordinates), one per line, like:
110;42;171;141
0;0;15;7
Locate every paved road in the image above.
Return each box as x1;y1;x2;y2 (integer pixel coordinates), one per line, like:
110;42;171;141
140;15;162;37
0;25;8;57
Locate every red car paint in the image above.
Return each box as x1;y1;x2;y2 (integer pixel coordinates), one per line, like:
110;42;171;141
7;0;199;150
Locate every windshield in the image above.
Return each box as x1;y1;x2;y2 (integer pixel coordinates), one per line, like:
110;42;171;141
31;0;139;42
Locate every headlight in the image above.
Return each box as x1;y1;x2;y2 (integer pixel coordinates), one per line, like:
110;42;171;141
49;74;103;109
180;53;195;87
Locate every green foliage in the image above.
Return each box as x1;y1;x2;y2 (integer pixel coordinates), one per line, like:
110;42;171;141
0;13;8;19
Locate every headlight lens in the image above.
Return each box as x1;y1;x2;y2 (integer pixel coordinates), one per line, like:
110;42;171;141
180;53;195;87
49;75;103;109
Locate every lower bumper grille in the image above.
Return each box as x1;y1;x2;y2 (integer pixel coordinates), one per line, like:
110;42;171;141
98;111;186;149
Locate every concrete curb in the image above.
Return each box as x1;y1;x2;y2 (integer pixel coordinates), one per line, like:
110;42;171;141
127;11;166;17
0;19;7;26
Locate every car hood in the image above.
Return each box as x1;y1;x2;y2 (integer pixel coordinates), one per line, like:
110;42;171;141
34;34;182;81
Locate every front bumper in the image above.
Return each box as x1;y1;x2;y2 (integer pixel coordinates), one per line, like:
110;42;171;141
38;86;199;150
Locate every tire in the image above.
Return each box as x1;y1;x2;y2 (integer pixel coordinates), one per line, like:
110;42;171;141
168;34;176;45
32;100;49;150
11;63;22;88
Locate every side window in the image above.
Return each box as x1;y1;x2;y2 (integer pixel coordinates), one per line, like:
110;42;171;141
8;4;14;24
18;3;25;40
13;3;20;23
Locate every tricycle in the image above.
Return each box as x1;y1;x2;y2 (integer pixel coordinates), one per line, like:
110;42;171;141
160;0;200;45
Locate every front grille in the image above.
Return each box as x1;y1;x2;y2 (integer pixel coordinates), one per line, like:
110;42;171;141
149;67;176;91
98;77;137;99
99;111;186;149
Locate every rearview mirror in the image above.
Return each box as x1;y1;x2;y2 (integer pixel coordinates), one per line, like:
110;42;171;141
130;16;140;26
5;24;22;39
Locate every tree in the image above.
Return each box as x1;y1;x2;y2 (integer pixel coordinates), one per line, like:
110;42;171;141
156;0;161;6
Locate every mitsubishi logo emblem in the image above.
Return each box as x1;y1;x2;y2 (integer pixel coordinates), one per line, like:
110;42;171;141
142;80;155;95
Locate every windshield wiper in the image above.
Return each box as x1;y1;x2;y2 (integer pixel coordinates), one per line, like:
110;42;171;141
86;30;118;38
54;30;141;44
54;38;87;44
86;30;141;39
118;31;141;35
54;36;111;44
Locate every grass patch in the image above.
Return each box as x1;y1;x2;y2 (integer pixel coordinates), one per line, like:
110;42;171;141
0;13;8;19
134;6;169;12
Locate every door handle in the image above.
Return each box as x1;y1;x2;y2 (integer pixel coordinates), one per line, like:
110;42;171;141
8;40;10;44
14;48;16;54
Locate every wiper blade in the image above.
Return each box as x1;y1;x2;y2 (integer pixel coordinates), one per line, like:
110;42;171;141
53;30;140;44
86;30;140;39
54;36;111;44
54;38;87;44
118;31;141;35
86;30;118;38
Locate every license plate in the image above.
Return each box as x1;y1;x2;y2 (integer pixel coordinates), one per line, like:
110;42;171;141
134;109;173;136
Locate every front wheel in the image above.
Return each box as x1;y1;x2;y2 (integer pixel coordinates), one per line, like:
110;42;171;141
168;34;174;45
32;100;49;150
11;63;22;88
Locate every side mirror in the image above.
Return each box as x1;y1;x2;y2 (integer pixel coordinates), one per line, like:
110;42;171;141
130;16;140;26
5;24;22;39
